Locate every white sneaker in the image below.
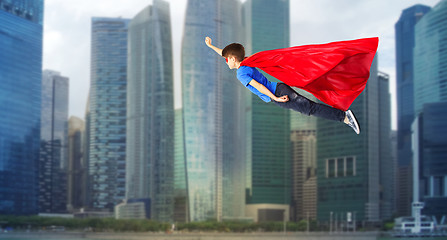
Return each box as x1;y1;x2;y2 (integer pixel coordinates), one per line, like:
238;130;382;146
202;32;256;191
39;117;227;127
345;110;360;134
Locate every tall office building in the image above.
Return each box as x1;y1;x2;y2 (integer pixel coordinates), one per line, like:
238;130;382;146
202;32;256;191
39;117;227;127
126;0;174;222
413;0;447;220
390;131;398;212
182;0;245;221
89;17;129;211
412;102;447;220
378;72;394;221
414;0;447;115
84;95;92;210
395;4;431;217
290;91;317;222
0;0;43;215
67;116;85;212
291;129;317;221
174;108;188;222
317;58;386;223
242;0;291;222
39;70;69;213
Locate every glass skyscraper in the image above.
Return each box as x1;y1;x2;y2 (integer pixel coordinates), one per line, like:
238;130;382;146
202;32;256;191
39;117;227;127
242;0;290;222
0;0;43;215
413;102;447;220
39;70;69;213
317;58;383;223
378;72;394;221
394;5;431;216
182;0;245;222
89;17;129;211
67;116;85;212
174;108;188;222
412;0;447;221
290;90;317;222
126;0;174;222
414;0;447;115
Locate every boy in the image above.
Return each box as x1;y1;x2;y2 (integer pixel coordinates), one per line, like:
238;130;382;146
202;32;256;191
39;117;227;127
204;37;379;134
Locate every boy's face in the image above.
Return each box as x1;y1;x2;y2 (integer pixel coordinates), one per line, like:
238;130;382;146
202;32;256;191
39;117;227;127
225;56;238;69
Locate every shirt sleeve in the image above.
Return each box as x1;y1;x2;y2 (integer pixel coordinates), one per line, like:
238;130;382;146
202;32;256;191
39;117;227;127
237;67;254;86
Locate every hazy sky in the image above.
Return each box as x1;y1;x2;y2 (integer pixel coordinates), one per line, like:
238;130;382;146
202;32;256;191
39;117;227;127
43;0;441;129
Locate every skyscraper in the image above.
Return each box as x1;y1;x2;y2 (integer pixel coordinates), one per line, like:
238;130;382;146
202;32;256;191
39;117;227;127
378;72;394;221
126;0;174;222
291;128;317;221
395;4;431;217
412;0;447;220
39;70;69;213
414;1;447;115
174;108;188;222
84;95;92;211
290;91;317;222
412;102;447;220
89;17;129;211
317;58;383;223
0;0;43;215
182;0;245;222
242;0;291;222
67;116;85;212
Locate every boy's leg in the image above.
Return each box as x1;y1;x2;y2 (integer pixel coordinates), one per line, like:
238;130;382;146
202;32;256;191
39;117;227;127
273;83;345;122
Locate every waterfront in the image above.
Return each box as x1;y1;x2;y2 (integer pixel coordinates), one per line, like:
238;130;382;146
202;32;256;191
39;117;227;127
1;232;447;240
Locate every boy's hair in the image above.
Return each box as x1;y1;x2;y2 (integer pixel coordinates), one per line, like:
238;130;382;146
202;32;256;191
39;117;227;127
222;43;245;62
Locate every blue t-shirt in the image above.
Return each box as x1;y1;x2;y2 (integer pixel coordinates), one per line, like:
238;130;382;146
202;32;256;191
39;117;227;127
237;66;277;102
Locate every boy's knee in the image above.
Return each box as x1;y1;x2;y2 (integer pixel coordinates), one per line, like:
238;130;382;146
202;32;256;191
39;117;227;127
289;92;300;101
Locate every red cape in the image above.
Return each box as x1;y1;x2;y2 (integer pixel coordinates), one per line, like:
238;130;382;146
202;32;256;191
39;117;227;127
240;37;379;111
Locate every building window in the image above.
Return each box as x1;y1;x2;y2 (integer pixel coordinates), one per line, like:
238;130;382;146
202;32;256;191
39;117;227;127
326;156;356;178
327;159;335;178
433;176;443;197
346;157;355;176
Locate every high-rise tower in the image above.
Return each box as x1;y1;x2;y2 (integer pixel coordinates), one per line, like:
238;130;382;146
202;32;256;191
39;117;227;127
395;4;431;217
39;70;69;213
0;0;44;215
126;0;174;221
242;0;291;222
182;0;245;221
89;17;129;211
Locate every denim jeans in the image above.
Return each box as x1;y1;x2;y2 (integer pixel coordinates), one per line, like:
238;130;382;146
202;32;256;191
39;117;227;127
273;83;346;122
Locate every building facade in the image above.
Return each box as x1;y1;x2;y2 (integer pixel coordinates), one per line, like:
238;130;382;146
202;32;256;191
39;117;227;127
174;108;188;222
182;0;245;221
378;72;394;221
291;129;317;221
126;0;174;222
0;0;43;215
414;0;447;115
89;17;129;211
67;116;85;212
412;102;447;220
39;70;69;213
242;0;291;222
290;90;317;222
317;58;383;223
412;0;447;221
395;4;431;216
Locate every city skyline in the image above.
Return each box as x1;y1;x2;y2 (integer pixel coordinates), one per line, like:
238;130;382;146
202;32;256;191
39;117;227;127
1;0;444;223
43;0;441;130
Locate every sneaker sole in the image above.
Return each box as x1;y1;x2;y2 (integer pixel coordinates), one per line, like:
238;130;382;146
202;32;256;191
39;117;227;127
348;110;360;134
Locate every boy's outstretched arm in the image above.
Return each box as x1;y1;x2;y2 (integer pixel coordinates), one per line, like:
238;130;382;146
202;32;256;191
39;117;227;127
249;79;289;102
205;37;223;56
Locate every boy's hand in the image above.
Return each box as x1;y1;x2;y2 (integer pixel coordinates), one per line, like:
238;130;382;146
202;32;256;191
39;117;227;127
205;37;212;47
275;95;289;102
